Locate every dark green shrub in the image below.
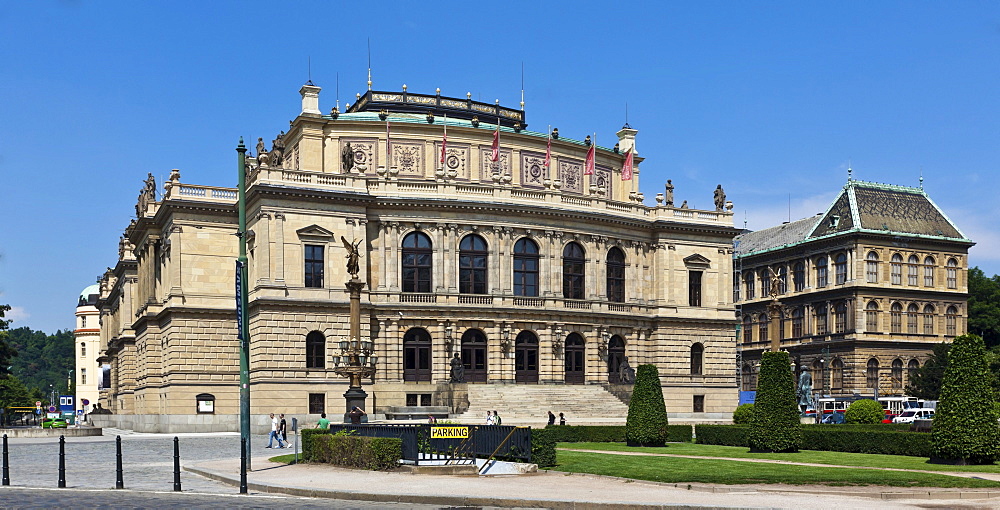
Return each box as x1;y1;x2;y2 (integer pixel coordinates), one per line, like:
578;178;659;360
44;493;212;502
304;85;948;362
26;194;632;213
844;399;884;424
666;424;693;443
747;351;801;453
732;404;755;425
696;425;748;446
311;433;402;470
802;428;932;456
542;424;692;443
932;334;1000;464
531;428;557;467
625;364;668;446
300;428;329;461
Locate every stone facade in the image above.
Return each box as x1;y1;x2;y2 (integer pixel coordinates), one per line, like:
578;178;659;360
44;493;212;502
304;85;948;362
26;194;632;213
734;180;973;401
96;84;740;428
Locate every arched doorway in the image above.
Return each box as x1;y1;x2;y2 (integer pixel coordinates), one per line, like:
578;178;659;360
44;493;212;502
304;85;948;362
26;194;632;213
403;328;431;381
607;335;625;383
461;329;488;383
564;333;585;384
514;331;539;383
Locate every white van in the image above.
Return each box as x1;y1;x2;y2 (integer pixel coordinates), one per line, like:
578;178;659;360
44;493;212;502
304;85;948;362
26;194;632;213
892;408;934;423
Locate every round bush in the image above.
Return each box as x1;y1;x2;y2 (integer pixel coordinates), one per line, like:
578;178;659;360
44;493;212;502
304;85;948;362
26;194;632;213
844;399;884;424
732;404;755;425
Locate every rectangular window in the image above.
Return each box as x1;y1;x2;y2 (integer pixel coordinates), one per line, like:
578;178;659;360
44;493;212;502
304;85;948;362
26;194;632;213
693;395;705;413
817;265;828;288
81;368;87;385
688;271;702;307
866;261;879;283
924;266;934;287
947;267;957;289
866;310;879;332
908;264;918;286
891;262;902;285
304;245;324;288
308;393;325;414
407;393;433;406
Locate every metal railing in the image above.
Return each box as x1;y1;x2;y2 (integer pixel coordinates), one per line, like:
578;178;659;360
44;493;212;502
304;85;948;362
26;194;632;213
327;424;531;465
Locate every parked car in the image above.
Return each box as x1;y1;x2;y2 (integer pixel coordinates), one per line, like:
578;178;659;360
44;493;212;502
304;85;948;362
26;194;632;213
882;413;899;424
42;418;67;429
821;412;846;424
893;409;935;424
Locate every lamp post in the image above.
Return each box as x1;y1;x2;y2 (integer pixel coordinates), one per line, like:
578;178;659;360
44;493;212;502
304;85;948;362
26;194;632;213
332;277;377;422
235;138;251;473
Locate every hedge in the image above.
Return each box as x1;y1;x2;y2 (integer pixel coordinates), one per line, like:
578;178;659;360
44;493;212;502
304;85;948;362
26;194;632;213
748;351;801;452
626;364;669;446
311;433;402;470
532;428;557;467
300;428;329;461
543;424;692;444
932;334;1000;464
695;424;932;457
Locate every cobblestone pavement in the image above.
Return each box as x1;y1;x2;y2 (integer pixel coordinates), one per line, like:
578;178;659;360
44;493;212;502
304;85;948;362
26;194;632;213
2;430;293;493
0;487;447;509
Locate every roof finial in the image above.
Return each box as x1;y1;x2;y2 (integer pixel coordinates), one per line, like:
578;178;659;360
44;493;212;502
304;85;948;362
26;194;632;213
520;61;525;110
622;102;631;129
847;159;852;182
920;167;924;189
306;56;313;86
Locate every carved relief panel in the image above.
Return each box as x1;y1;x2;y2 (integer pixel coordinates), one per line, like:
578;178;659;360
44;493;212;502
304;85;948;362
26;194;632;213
559;159;583;194
479;148;511;182
390;143;424;176
520;151;548;188
436;142;470;180
594;165;613;197
340;138;377;174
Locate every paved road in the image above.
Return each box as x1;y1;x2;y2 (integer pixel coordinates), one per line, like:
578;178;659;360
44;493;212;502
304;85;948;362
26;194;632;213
0;487;447;509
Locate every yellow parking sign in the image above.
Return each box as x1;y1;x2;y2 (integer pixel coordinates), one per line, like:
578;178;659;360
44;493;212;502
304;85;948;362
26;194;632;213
430;426;469;439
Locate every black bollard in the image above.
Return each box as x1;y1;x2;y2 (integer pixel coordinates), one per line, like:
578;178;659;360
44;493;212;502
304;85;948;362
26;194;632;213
173;436;181;491
115;435;124;489
239;437;247;494
58;435;66;488
3;434;10;486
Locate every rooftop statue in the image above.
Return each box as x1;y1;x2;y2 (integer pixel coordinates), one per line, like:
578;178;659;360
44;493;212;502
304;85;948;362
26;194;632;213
714;185;727;211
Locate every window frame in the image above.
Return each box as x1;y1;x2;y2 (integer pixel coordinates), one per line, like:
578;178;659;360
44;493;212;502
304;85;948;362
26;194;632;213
562;242;586;300
401;231;433;293
458;234;488;295
606;247;626;303
512;238;540;297
866;251;879;283
304;244;325;288
305;330;326;369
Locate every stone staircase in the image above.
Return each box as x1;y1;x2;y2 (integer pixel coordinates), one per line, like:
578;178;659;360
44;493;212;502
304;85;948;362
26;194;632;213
452;384;630;425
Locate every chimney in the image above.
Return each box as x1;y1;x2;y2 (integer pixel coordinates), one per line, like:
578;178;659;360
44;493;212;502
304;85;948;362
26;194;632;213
299;83;321;116
616;125;638;155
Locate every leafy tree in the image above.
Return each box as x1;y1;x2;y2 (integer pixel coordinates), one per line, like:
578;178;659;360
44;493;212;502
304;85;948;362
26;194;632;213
906;342;950;400
0;374;42;408
6;326;75;395
968;267;1000;348
844;399;884;424
748;351;801;453
0;304;14;376
625;364;668;446
931;334;1000;464
732;403;755;424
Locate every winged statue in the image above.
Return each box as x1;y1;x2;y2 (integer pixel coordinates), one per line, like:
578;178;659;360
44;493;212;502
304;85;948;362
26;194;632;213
341;236;362;278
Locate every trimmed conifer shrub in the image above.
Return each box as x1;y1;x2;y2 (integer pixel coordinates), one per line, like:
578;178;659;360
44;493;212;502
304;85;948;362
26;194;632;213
625;364;668;446
747;351;801;453
732;403;755;425
844;399;884;424
931;334;1000;464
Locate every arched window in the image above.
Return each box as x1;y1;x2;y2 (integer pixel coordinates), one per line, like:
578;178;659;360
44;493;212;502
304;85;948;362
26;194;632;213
866;301;880;332
947;258;958;289
403;328;432;381
760;269;771;297
891;358;903;390
834;302;847;333
745;272;756;299
907;255;919;286
606;247;626;303
866;252;879;283
513;238;539;297
742;315;753;344
816;256;828;287
461;329;488;382
793;262;805;292
690;343;704;375
922;304;935;335
733;272;742;302
832;358;844;390
459;234;488;294
946;305;958;336
80;342;86;357
401;232;432;293
867;358;880;390
758;313;769;342
777;266;787;294
811;359;824;392
562;242;586;300
907;359;920;385
891;254;903;285
815;303;828;335
923;256;935;287
890;303;903;333
305;331;325;369
907;303;919;334
834;253;848;285
792;308;803;338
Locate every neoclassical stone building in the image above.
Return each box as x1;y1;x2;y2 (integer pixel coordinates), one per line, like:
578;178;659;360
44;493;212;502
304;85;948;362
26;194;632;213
734;179;972;399
96;83;740;429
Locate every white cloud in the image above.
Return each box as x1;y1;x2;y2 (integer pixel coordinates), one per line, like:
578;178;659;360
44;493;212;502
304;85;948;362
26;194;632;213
5;306;29;324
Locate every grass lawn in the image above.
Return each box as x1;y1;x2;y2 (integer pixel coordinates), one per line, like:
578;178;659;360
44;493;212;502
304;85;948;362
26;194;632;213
551;450;1000;487
268;453;298;464
558;442;1000;474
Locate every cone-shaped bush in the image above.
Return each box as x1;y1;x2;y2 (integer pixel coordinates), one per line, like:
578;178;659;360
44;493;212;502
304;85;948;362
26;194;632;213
748;351;801;453
626;364;668;446
931;334;1000;464
844;399;884;424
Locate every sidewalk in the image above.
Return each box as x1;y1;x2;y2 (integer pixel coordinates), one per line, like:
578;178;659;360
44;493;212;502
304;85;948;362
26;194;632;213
185;455;1000;509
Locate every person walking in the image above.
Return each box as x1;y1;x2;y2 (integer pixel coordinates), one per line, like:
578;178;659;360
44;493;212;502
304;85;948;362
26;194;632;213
559;412;566;426
316;413;330;429
265;413;286;448
485;411;495;425
279;413;290;448
349;406;366;425
547;411;556;426
493;410;502;426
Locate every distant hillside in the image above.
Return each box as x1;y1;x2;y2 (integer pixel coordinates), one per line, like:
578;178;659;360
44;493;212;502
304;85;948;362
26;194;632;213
6;327;74;396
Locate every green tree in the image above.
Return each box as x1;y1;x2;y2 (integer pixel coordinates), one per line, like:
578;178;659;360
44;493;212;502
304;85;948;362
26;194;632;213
906;342;950;400
748;351;801;453
0;374;42;408
931;334;1000;464
968;267;1000;347
6;326;74;395
625;364;668;447
844;399;884;424
0;304;15;376
732;403;755;424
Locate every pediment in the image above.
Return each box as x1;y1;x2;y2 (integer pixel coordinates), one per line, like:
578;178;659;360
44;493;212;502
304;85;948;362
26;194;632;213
296;224;336;238
683;253;712;267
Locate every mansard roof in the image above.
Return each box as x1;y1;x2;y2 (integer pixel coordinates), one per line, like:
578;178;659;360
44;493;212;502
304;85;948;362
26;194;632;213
735;180;971;257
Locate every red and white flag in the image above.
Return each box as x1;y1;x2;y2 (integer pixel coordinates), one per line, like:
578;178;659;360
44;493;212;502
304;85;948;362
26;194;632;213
584;144;595;175
491;126;500;162
440;116;447;164
544;131;552;168
622;149;634;181
386;118;391;157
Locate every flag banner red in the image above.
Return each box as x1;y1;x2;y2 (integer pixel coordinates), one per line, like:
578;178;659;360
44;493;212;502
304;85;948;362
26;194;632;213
440;131;447;163
584;144;595;175
544;135;551;167
622;149;633;181
491;128;499;162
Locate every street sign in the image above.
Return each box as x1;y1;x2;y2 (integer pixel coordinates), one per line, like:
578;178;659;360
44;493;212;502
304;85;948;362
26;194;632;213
48;406;56;413
35;401;41;407
82;398;90;406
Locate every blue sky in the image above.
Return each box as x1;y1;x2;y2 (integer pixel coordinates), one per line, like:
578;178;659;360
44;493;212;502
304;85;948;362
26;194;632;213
1;2;998;333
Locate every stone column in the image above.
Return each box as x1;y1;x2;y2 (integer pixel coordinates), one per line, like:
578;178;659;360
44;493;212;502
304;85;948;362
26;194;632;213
768;299;783;352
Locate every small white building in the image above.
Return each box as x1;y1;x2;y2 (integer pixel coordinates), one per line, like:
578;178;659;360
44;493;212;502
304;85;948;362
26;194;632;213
75;284;102;415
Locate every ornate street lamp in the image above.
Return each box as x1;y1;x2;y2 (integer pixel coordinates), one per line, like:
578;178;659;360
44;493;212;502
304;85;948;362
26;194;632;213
333;237;377;422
